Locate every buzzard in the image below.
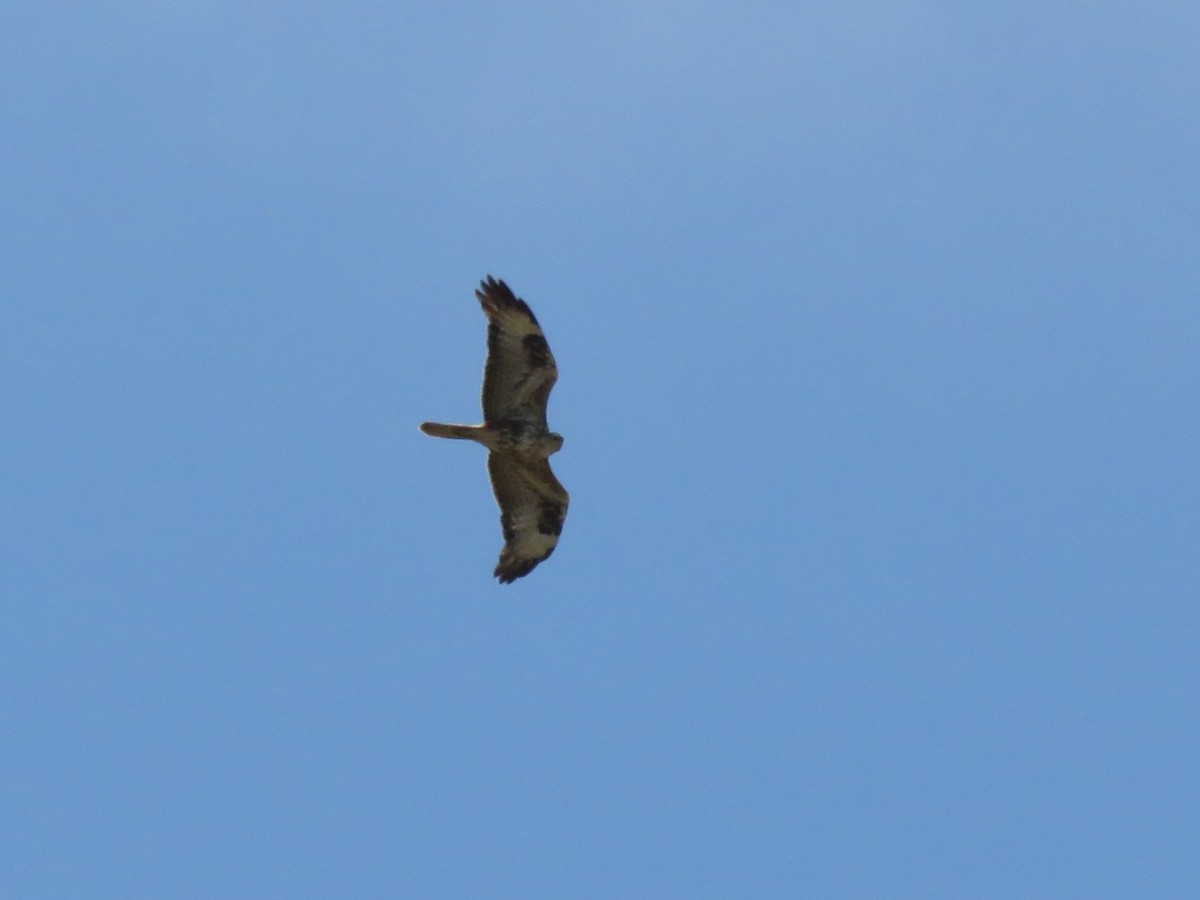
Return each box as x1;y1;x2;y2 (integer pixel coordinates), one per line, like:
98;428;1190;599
419;276;568;583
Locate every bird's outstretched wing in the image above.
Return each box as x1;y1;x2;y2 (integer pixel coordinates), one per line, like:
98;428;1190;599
487;452;569;583
477;276;558;427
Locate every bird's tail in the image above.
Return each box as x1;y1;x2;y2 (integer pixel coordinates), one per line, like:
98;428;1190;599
419;422;486;441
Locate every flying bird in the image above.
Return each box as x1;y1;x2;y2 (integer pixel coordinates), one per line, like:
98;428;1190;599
420;277;568;583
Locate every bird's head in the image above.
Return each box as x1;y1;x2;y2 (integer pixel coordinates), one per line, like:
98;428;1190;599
543;432;565;456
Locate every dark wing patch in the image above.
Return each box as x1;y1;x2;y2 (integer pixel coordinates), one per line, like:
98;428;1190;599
487;452;569;584
522;333;552;368
477;276;558;427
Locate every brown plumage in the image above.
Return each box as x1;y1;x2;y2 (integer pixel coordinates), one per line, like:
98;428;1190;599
419;277;568;583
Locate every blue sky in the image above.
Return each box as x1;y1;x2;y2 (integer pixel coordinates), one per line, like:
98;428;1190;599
3;2;1198;896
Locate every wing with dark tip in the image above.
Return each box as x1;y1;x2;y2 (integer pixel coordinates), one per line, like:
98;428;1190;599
476;276;558;426
486;452;569;584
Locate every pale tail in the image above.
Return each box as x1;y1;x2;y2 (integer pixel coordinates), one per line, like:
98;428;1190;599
419;422;485;440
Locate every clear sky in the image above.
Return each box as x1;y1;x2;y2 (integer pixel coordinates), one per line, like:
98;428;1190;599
3;3;1198;897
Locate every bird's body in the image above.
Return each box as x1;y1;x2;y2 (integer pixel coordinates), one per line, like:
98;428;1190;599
419;277;568;583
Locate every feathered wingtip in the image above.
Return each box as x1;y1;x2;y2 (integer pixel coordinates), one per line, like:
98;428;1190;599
476;275;539;325
494;547;554;584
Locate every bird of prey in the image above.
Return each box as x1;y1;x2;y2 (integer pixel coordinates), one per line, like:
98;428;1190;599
420;277;568;583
